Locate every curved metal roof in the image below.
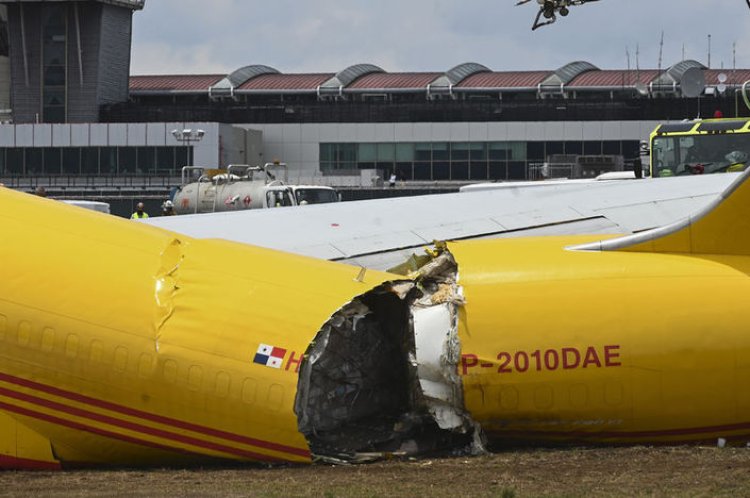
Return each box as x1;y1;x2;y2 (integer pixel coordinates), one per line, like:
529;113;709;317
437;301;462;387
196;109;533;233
445;62;491;85
128;60;750;99
429;62;491;91
319;64;385;90
211;65;280;90
666;59;706;82
651;59;707;88
541;61;599;87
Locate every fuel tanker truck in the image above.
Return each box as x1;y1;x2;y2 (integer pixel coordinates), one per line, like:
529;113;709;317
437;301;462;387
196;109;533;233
172;163;340;215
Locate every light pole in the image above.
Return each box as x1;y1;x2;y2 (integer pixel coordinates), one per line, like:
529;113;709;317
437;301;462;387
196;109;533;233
171;128;205;168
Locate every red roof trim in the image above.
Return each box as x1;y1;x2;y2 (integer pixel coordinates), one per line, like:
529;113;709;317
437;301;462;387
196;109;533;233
129;75;224;92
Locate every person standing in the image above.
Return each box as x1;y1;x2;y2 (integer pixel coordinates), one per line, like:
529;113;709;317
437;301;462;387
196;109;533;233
130;202;149;219
161;200;176;216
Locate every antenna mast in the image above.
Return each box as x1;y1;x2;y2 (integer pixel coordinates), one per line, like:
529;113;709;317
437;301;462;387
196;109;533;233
636;44;641;86
625;46;632;86
657;31;664;73
636;44;640;71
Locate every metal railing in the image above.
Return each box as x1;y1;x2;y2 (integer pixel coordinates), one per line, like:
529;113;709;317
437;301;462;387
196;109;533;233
101;96;748;125
0;174;182;190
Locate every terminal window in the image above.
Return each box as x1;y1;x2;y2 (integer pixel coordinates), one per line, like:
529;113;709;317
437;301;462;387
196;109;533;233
321;141;638;181
0;146;192;176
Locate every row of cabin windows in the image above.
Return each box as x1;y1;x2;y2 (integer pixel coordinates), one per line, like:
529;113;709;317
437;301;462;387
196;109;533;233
0;313;283;410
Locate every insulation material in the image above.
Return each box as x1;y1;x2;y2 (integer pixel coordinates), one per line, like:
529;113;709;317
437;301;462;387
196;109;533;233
413;304;464;430
295;286;416;461
295;248;481;463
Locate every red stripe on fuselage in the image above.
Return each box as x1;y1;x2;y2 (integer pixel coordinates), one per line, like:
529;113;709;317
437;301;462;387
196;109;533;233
0;387;286;463
0;372;309;459
490;423;750;441
0;454;61;471
0;401;204;461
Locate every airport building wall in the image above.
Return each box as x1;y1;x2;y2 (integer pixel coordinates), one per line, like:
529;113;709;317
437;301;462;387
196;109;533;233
0;5;8;119
0;122;220;177
0;119;660;185
237;120;660;182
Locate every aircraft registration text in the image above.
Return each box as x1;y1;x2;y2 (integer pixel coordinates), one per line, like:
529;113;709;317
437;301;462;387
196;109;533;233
461;345;622;376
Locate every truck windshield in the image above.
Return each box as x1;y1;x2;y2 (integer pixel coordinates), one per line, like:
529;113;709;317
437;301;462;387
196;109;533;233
652;133;750;176
267;189;294;208
295;188;339;205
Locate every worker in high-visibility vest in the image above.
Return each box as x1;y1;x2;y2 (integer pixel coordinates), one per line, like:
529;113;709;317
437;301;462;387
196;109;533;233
130;202;149;219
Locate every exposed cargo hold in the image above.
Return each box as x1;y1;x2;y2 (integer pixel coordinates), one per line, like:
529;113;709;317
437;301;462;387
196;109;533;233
172;163;340;215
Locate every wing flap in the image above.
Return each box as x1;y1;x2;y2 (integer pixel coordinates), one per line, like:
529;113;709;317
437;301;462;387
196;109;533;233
572;168;750;255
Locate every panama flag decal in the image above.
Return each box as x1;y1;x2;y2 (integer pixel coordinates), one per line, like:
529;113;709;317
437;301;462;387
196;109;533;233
254;344;287;369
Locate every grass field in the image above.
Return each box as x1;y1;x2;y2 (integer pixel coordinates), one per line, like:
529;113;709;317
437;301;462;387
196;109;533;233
1;446;749;497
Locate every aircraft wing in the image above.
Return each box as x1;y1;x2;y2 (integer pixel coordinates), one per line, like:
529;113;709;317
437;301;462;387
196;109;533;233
144;174;736;270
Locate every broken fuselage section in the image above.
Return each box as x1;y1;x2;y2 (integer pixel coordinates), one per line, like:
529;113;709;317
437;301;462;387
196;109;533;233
0;186;481;468
295;249;482;463
5;179;750;469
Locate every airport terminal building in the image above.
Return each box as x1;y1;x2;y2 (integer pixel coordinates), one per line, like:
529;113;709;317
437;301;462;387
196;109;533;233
0;0;749;195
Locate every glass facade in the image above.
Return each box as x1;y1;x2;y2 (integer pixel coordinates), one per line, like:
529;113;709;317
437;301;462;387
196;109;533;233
42;5;68;123
321;141;640;181
0;8;8;58
0;146;193;175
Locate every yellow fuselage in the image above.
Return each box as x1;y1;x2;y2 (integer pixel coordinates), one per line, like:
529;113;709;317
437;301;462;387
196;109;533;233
454;238;750;444
0;190;392;466
2;188;750;468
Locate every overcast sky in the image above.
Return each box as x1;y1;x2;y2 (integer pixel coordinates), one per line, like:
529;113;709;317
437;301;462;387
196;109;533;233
130;0;750;76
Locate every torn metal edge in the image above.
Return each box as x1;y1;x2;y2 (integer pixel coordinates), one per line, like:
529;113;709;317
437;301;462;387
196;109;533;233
294;245;485;463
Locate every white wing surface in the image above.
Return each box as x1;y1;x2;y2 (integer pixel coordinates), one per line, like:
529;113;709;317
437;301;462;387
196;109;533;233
145;174;736;270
